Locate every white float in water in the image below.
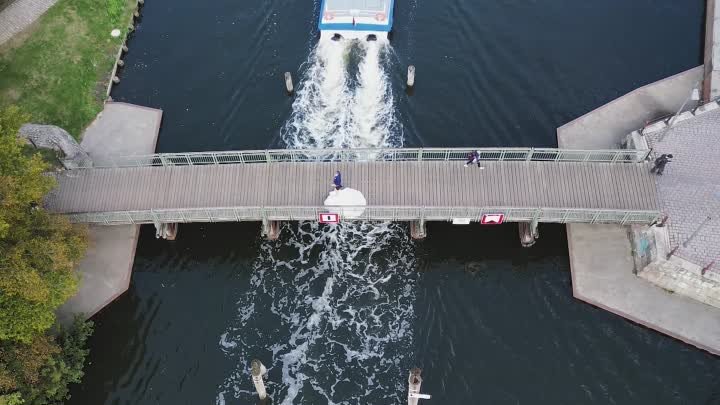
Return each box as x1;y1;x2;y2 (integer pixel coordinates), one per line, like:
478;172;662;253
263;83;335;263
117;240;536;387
323;187;367;219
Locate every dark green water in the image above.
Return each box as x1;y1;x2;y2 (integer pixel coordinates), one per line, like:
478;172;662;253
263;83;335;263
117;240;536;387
69;0;719;404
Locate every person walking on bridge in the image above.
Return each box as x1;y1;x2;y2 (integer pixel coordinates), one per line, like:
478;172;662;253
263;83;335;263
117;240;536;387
465;150;480;167
332;171;343;191
651;153;673;175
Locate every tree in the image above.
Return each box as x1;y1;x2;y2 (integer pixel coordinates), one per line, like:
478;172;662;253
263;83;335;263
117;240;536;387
0;106;87;343
0;319;93;405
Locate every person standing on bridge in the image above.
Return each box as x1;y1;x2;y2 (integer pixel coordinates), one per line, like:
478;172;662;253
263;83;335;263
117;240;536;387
332;171;343;191
465;150;480;167
651;153;673;175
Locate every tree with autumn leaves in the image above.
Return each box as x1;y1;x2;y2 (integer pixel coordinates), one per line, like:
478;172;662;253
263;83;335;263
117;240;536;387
0;106;92;405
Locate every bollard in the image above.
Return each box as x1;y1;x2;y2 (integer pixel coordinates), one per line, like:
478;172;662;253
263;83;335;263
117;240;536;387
284;72;294;94
117;59;125;67
112;76;120;84
407;65;416;88
408;368;422;405
251;360;268;400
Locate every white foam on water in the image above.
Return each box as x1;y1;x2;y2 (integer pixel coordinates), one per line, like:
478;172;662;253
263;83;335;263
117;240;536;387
282;39;401;150
219;32;412;405
218;222;417;405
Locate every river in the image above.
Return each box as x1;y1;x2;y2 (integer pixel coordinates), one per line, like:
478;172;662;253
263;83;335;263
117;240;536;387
69;0;720;404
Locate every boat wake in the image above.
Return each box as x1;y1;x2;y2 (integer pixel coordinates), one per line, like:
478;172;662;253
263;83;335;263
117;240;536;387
281;39;401;150
218;31;411;405
217;222;417;405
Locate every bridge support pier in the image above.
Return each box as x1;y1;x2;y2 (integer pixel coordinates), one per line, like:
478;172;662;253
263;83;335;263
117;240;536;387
518;220;539;248
155;223;178;240
261;219;281;241
410;220;427;240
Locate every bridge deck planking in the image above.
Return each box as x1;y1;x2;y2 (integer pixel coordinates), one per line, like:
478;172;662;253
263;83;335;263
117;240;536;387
45;161;659;214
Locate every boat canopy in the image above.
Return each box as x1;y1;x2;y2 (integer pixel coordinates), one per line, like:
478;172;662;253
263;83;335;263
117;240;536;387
324;0;390;16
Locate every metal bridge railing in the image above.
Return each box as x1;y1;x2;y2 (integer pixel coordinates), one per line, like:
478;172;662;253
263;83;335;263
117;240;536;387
68;148;651;169
67;206;660;226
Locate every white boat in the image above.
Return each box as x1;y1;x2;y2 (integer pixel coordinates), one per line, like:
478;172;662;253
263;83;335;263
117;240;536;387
318;0;394;41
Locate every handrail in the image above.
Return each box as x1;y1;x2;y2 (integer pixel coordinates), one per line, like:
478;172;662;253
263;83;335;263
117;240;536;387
66;148;651;169
66;206;660;226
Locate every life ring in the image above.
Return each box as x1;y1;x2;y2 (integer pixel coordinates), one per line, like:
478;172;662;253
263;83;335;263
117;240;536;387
324;11;334;20
375;12;387;21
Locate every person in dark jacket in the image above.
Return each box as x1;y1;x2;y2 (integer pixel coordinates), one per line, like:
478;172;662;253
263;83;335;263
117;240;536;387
332;171;343;190
651;153;673;175
465;150;480;167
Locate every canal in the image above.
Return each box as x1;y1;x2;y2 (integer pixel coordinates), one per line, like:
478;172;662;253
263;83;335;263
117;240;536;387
70;0;719;404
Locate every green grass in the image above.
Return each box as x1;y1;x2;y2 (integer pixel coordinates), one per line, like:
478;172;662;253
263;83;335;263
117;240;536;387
0;0;135;138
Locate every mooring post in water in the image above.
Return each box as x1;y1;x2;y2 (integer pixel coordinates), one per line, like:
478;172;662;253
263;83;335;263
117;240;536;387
284;72;294;95
407;65;416;88
251;359;268;400
407;368;431;404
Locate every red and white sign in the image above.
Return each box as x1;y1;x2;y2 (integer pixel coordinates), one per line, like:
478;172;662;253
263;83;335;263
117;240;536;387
319;213;340;224
480;213;505;225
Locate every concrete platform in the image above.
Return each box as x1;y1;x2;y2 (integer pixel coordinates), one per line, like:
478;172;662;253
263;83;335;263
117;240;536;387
558;66;703;149
56;102;162;324
558;68;720;356
568;224;720;355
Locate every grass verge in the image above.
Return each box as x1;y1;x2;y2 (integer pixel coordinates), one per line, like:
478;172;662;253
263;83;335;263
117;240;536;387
0;0;135;138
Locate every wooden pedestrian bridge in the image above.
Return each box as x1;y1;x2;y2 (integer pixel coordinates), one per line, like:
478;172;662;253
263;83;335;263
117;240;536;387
46;147;660;242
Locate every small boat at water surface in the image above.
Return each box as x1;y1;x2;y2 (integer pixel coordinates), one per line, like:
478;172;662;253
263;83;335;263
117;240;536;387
319;0;394;41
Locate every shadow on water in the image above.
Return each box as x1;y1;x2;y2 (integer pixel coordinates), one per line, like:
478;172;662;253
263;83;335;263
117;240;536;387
70;223;263;405
414;223;720;404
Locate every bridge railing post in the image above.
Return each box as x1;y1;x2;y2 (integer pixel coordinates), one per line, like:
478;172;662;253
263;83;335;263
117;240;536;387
525;147;534;161
620;211;631;225
265;150;272;163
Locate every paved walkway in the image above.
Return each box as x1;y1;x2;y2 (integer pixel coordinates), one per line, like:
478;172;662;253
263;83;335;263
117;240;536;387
643;106;720;269
56;102;162;325
0;0;56;46
558;70;720;356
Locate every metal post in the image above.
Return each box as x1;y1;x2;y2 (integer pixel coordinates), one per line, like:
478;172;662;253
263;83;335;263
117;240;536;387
701;261;715;277
682;216;712;248
620;211;631;225
525;147;534;161
657;81;700;142
408;368;422;405
406;65;416;88
285;72;294;94
250;360;268;400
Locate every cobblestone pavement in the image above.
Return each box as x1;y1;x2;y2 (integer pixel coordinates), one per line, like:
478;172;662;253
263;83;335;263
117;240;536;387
645;107;720;271
0;0;57;46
